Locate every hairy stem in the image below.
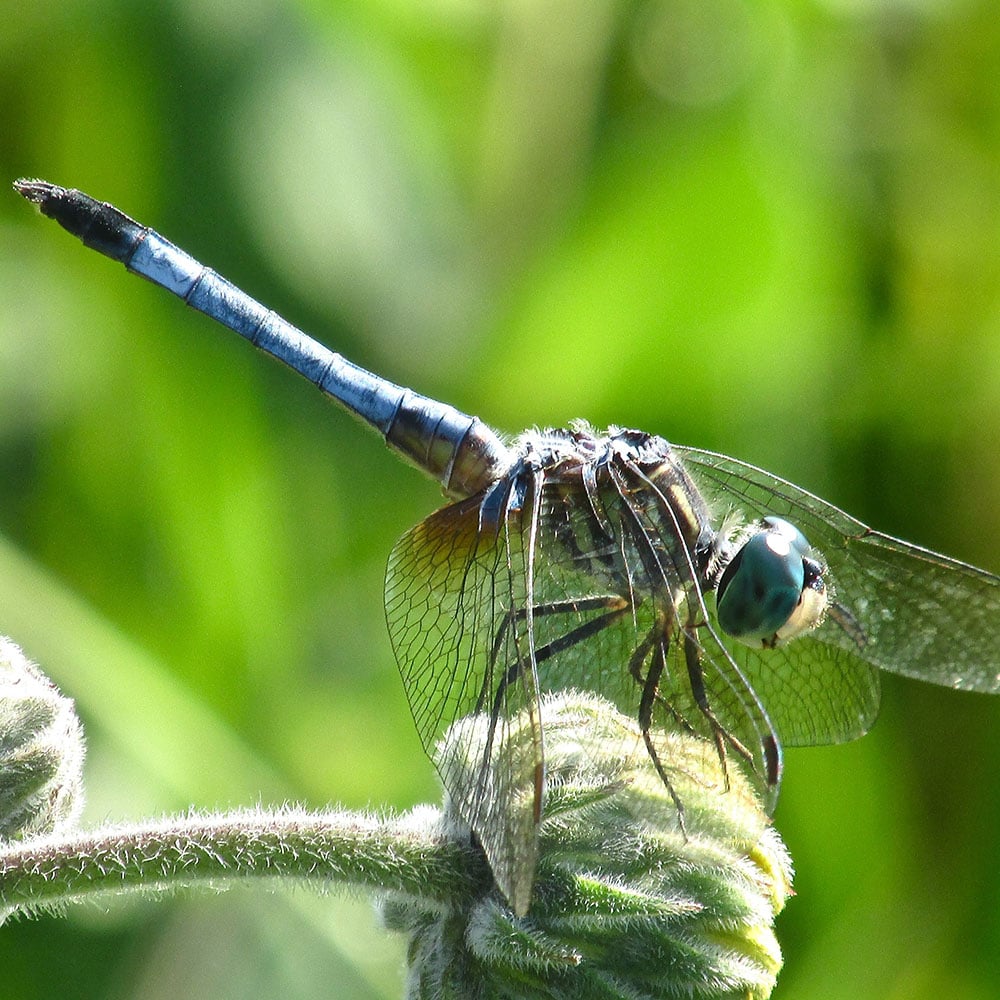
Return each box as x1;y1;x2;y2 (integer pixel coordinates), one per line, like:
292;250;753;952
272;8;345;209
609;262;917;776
0;806;483;919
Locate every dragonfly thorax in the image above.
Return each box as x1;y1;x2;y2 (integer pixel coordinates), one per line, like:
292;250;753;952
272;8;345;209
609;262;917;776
496;425;728;600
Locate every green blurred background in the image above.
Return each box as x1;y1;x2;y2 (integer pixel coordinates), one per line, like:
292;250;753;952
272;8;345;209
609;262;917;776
2;1;1000;997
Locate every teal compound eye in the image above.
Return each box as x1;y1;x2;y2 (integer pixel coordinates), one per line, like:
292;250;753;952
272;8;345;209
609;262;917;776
716;517;829;649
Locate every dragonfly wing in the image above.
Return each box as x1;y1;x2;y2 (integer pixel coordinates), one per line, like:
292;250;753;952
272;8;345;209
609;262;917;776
822;530;1000;691
677;446;1000;744
722;635;880;748
385;490;542;914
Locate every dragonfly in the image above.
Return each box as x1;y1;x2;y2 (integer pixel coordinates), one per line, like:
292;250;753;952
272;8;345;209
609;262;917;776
16;179;1000;916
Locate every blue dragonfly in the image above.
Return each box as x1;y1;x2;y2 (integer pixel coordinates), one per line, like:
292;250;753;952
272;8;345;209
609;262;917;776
16;179;1000;916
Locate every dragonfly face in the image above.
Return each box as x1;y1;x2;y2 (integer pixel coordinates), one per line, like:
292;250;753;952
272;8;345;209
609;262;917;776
18;180;1000;918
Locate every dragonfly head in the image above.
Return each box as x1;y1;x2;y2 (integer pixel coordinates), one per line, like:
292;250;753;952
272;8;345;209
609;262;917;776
715;516;828;649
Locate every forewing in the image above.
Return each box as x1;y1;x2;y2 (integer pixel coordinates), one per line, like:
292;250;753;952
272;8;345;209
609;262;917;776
677;446;1000;744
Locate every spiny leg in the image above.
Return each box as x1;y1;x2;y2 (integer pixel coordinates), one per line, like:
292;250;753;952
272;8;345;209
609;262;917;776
629;628;688;832
626;615;764;814
681;627;758;790
475;594;631;715
682;624;782;788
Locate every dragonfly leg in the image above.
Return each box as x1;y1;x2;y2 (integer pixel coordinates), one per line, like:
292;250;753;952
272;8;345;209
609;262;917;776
681;628;757;790
630;629;687;832
475;595;631;715
465;594;635;838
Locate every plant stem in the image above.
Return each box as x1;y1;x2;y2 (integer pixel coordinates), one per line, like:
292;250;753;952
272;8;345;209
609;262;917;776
0;805;483;919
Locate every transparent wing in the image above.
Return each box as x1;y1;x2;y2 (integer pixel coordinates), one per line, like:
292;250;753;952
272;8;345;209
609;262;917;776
677;445;1000;745
385;472;667;909
386;493;511;750
385;486;544;914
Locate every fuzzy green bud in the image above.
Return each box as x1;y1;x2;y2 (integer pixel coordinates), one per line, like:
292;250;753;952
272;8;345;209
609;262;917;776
0;638;85;841
381;691;792;1000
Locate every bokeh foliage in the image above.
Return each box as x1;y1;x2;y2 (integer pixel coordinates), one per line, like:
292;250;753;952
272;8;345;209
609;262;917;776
1;1;999;997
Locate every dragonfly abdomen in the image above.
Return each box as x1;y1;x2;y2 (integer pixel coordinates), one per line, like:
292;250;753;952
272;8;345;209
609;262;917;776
14;179;511;498
385;394;511;499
